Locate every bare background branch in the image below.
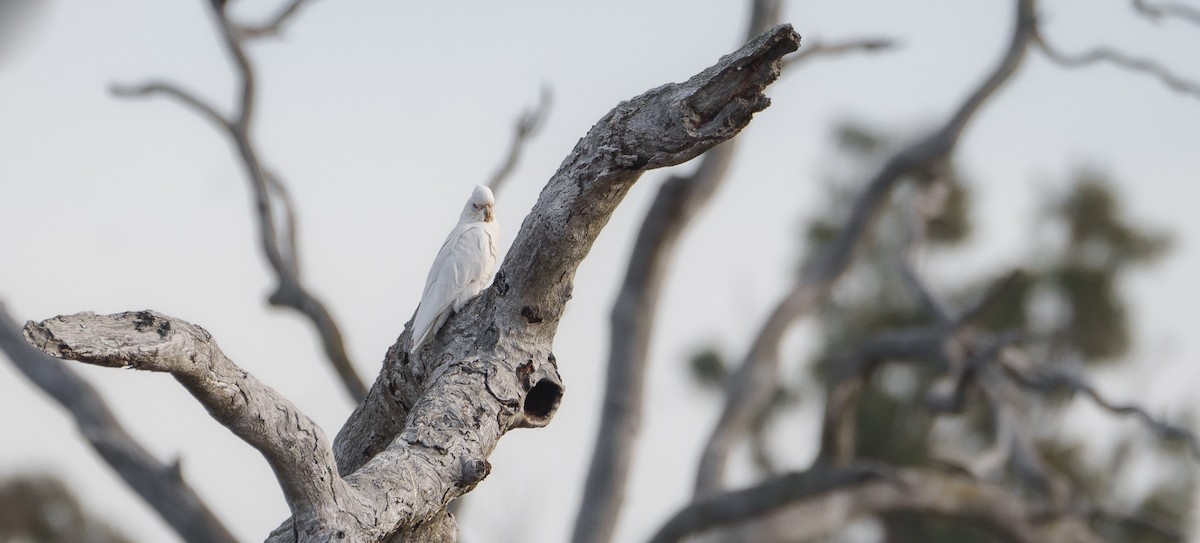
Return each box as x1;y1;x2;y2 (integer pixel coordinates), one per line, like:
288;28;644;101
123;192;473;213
111;1;368;401
1033;24;1200;99
1132;0;1200;26
693;0;1038;497
486;86;553;196
783;37;896;68
569;3;785;541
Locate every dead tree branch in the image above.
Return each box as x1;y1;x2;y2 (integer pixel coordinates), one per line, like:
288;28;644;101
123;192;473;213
1033;23;1200;99
653;466;1100;543
784;37;896;68
111;2;368;401
693;0;1038;497
289;24;805;541
234;0;317;40
110;82;229;130
1132;0;1200;27
0;303;237;543
22;311;345;538
569;3;785;542
486;86;553;196
1001;351;1200;460
26;24;798;543
571;142;738;543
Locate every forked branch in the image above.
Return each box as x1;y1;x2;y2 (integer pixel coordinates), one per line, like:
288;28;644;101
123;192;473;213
1132;0;1200;26
693;0;1037;497
1033;23;1200;99
27;24;798;543
111;1;368;401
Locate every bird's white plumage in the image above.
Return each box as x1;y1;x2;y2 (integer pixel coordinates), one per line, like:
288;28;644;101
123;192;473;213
410;185;499;355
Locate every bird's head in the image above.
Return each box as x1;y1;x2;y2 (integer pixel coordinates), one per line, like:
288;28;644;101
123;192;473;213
462;184;496;223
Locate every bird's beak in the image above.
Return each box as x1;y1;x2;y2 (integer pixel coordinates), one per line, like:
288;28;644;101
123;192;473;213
484;204;494;223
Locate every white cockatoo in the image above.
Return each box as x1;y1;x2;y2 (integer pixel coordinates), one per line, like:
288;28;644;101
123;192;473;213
409;185;500;355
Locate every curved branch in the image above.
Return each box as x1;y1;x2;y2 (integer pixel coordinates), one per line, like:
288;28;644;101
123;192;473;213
236;0;317;40
1033;25;1200;99
653;466;1101;543
23;312;343;510
114;2;369;401
263;169;301;275
784;37;896;68
1132;0;1200;26
693;0;1038;497
570;5;786;542
1002;353;1200;461
0;303;237;543
219;3;369;400
110;82;230;131
486;86;553;196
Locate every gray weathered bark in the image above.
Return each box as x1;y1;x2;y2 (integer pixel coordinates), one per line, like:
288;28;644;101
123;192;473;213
569;3;781;542
0;303;237;543
331;22;800;479
25;24;800;543
693;0;1038;497
486;86;553;196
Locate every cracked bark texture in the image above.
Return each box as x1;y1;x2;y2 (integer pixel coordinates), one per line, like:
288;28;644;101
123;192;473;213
24;23;799;543
332;22;800;477
0;303;237;543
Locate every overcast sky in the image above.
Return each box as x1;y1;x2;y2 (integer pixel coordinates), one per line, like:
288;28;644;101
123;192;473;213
2;0;1199;542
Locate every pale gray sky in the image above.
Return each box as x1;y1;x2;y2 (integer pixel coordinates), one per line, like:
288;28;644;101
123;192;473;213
2;1;1198;542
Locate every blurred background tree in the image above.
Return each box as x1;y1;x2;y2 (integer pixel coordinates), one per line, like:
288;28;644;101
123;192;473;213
689;119;1193;542
0;474;132;543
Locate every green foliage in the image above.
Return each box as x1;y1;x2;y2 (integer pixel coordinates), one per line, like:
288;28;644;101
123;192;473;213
975;269;1035;331
1059;172;1171;267
1054;264;1130;359
0;474;132;543
687;347;727;389
1039;172;1171;363
923;172;971;243
686;120;1192;542
799;124;1189;540
879;511;1005;543
833;121;885;156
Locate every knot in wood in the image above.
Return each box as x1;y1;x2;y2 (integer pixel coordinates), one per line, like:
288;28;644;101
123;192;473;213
457;458;491;488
